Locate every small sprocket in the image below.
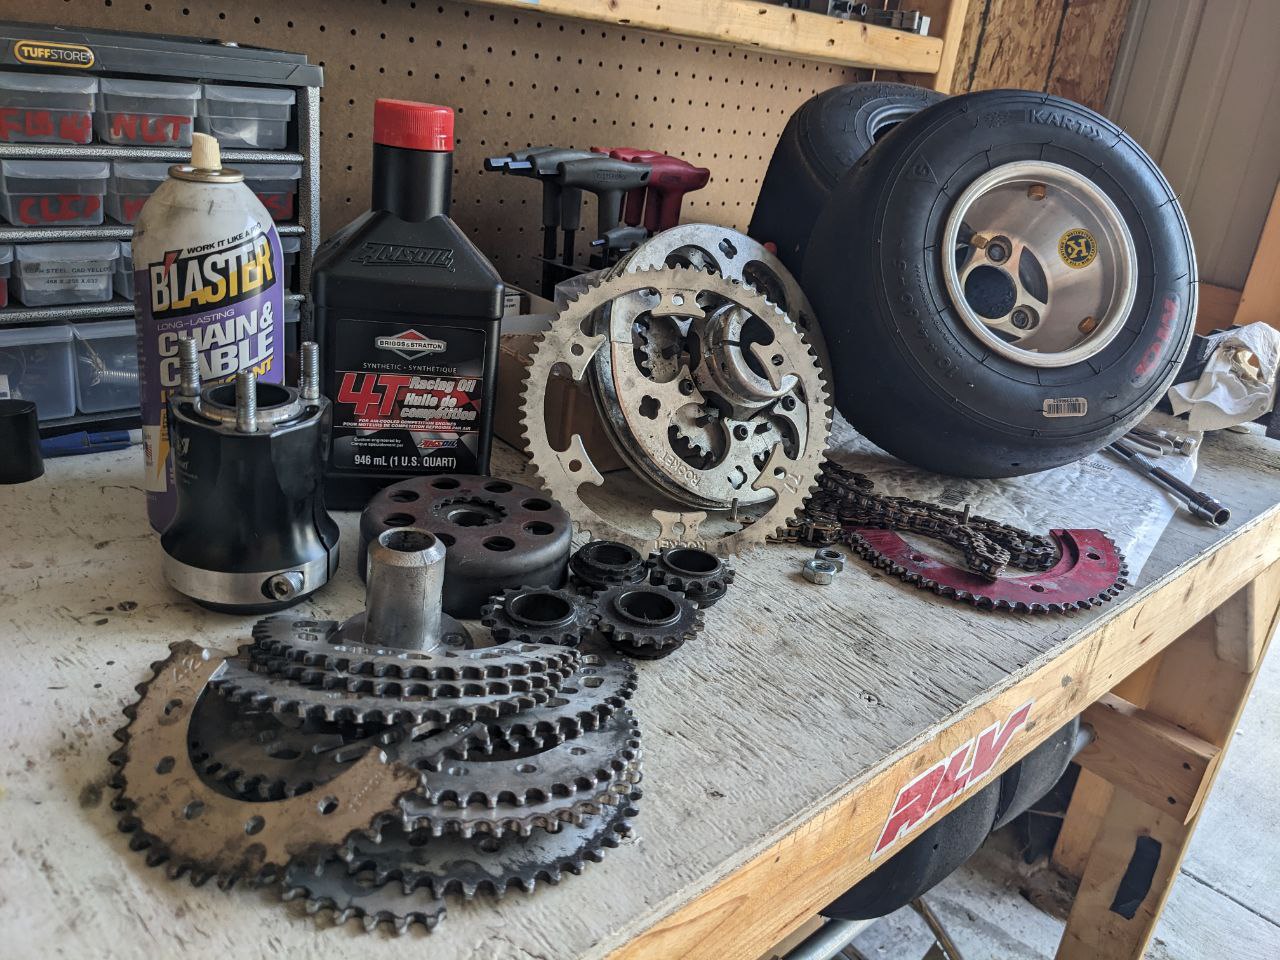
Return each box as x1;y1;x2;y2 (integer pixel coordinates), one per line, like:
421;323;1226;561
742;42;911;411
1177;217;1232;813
590;582;704;660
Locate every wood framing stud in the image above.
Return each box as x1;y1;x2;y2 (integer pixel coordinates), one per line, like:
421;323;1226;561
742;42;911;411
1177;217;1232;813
1212;562;1280;673
1075;693;1217;823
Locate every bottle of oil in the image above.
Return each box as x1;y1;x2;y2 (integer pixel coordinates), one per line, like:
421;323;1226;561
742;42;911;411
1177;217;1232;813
313;99;503;509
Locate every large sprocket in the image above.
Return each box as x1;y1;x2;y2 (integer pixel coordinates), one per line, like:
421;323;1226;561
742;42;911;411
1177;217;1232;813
520;266;830;556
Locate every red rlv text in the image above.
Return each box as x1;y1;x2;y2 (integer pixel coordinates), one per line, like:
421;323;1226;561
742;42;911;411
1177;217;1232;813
872;700;1034;857
109;112;191;144
337;373;415;419
0;108;91;143
17;194;100;224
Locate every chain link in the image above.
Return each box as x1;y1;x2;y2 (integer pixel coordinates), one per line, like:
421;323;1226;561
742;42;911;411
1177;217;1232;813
773;461;1058;581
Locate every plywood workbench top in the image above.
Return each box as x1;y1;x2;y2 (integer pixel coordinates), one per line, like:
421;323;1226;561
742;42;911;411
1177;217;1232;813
3;430;1280;960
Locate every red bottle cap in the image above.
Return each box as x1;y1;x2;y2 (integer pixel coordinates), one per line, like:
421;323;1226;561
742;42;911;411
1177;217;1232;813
373;100;454;152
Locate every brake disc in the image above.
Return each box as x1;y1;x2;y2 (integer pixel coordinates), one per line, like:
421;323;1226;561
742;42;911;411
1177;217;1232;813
521;267;830;555
109;643;419;888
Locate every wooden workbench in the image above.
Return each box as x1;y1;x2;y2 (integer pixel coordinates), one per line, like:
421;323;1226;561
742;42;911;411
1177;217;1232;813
2;428;1278;960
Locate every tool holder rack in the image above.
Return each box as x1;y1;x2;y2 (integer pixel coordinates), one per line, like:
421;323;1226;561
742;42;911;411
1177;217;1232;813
0;21;322;433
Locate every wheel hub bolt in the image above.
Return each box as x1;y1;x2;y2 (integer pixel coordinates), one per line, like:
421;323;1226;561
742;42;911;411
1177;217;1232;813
1011;309;1032;329
678;379;695;396
733;424;749;441
987;242;1009;263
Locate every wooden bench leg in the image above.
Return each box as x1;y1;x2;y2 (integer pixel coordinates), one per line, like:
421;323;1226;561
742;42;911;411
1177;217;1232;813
1055;561;1280;959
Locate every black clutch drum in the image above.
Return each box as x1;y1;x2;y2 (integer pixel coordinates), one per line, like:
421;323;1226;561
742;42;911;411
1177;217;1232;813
359;475;573;618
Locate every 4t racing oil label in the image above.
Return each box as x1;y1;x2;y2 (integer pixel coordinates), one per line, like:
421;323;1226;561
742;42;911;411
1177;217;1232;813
330;319;487;475
136;222;283;528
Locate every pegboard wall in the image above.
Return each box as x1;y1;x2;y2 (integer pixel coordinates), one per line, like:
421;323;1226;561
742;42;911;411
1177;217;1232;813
8;0;866;291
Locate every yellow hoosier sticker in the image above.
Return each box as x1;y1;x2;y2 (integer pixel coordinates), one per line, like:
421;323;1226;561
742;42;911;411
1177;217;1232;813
1058;228;1097;269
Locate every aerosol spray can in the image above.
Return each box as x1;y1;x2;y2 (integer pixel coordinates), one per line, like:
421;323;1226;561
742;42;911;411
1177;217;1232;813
133;132;285;532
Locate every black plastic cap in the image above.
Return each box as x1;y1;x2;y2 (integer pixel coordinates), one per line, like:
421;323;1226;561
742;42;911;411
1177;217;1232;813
0;399;43;484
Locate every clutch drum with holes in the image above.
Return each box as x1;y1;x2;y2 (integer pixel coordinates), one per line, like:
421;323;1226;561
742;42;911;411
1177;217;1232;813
359;475;573;618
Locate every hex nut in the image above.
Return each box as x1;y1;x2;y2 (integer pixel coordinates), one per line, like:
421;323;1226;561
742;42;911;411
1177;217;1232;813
802;559;837;585
814;547;844;572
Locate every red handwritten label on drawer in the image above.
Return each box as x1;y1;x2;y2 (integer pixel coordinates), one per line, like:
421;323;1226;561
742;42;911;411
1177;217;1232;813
108;113;192;144
17;194;102;224
0;107;92;143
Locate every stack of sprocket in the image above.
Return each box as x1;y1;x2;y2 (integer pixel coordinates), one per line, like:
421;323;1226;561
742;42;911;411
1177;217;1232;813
108;580;643;933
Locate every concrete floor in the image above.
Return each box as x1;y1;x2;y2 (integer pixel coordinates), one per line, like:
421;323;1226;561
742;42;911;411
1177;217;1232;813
847;645;1280;960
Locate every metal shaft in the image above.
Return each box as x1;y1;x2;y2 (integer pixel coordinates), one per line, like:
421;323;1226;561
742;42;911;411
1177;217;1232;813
778;918;876;960
300;341;320;401
362;528;447;651
178;334;201;398
1108;441;1229;526
235;370;258;433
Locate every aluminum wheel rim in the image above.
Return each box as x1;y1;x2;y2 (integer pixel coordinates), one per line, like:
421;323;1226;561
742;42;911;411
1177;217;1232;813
941;160;1138;368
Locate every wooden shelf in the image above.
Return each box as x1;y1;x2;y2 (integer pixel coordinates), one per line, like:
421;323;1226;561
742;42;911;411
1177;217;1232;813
465;0;945;71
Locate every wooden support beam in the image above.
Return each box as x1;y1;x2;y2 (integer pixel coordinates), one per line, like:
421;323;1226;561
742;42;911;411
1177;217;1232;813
1075;694;1218;823
1052;656;1164;879
463;0;945;72
1212;561;1280;672
1055;560;1280;960
909;0;972;92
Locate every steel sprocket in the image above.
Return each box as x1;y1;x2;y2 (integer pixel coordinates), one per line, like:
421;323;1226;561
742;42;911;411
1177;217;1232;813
282;790;641;934
480;586;596;647
519;266;830;556
108;643;419;888
248;615;578;682
590;582;704;659
211;649;572;727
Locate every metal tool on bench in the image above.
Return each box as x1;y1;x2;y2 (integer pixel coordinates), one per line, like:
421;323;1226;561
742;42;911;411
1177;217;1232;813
555;155;651;268
589;224;649;259
1107;440;1230;526
484;146;595;296
592;146;665;228
160;338;340;613
594;146;711;233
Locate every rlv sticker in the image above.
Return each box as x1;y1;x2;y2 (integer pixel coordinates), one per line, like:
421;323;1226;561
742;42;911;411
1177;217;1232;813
873;700;1034;858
